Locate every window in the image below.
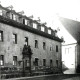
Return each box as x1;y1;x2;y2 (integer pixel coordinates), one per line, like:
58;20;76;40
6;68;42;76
35;40;38;48
23;19;25;24
6;12;10;18
56;45;58;52
0;31;3;42
50;59;53;67
43;59;46;66
12;34;17;44
13;56;17;66
50;47;52;51
65;47;71;54
25;59;30;67
33;23;37;29
41;26;44;32
43;42;46;50
25;37;28;45
12;14;16;20
35;58;38;66
0;55;4;65
0;10;2;15
56;60;58;67
27;20;32;26
48;29;51;34
25;19;28;25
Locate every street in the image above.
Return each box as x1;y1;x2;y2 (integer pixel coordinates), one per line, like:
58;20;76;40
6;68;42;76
63;77;80;80
3;74;80;80
29;76;80;80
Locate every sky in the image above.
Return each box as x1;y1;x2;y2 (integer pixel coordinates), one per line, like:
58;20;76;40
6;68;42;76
0;0;80;29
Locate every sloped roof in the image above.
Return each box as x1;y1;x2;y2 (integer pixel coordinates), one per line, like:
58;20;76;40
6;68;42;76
0;15;62;42
59;17;80;43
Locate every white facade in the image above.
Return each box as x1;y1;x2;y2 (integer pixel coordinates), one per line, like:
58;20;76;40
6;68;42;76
53;16;77;74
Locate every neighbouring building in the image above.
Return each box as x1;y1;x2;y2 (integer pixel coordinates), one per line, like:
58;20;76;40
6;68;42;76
0;4;63;77
55;17;80;74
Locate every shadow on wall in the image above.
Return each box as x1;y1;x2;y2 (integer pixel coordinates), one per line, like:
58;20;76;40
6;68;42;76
76;65;80;73
62;63;69;72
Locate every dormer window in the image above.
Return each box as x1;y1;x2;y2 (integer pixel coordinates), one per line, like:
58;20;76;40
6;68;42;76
6;12;10;18
12;14;16;20
48;29;51;34
33;23;37;29
41;26;45;32
25;19;28;25
27;20;32;27
23;19;25;24
0;9;2;16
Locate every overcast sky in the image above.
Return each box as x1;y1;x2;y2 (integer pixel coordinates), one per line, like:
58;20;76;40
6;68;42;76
0;0;80;29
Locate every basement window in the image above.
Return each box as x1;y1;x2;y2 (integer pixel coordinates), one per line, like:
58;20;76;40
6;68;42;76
43;59;46;66
50;59;53;67
13;56;17;66
0;55;4;66
35;58;38;66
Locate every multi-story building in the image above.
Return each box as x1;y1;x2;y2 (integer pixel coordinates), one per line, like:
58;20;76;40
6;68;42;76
0;4;62;76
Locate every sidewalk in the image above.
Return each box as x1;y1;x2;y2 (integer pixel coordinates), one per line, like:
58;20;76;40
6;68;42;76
63;68;76;74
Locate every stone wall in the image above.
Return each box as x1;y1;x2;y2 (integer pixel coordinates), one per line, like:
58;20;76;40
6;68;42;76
0;22;62;69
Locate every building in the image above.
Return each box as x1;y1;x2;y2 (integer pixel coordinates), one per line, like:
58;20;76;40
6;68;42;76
57;17;80;74
0;5;62;77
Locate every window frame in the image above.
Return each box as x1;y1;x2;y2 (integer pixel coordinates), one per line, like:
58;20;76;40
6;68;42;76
50;59;53;67
35;40;38;48
12;14;16;20
0;55;4;66
25;19;28;25
0;30;3;42
12;33;17;44
43;42;46;50
56;45;58;52
35;58;38;66
25;37;28;45
41;26;45;32
48;29;51;34
0;9;2;16
13;56;17;66
56;60;58;67
33;23;37;29
43;59;46;66
23;18;25;24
